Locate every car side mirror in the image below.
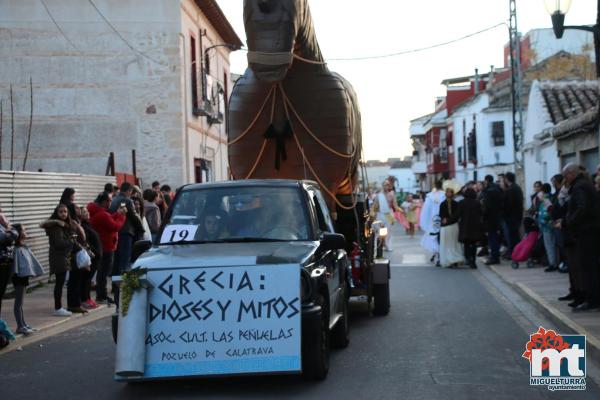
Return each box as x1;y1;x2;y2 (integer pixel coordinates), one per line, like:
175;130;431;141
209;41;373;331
320;233;346;251
132;240;152;263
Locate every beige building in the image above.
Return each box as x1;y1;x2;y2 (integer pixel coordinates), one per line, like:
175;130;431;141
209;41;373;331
0;0;242;187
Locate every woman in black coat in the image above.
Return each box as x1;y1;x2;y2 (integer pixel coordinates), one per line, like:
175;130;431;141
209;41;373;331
459;188;484;269
40;204;77;316
438;185;464;267
59;187;77;220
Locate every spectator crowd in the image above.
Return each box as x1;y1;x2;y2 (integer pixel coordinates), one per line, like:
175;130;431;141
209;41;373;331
2;165;600;349
418;163;600;313
0;180;173;348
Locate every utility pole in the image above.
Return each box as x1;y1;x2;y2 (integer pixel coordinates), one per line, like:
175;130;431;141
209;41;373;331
509;0;524;175
9;85;14;171
0;99;3;170
23;77;33;171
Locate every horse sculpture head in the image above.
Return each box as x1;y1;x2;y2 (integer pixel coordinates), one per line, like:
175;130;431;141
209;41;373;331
244;0;307;82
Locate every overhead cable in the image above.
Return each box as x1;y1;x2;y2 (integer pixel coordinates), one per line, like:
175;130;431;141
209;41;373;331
40;0;80;52
328;22;507;61
236;22;507;62
87;0;167;66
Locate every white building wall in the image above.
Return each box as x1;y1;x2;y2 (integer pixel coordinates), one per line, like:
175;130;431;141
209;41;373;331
479;109;515;168
409;115;429;191
451;110;470;182
366;166;418;192
527;29;594;64
180;0;233;183
523;142;559;200
523;81;553;145
522;80;561;199
0;0;184;186
0;0;236;188
390;168;418;192
451;95;485;182
451;93;517;184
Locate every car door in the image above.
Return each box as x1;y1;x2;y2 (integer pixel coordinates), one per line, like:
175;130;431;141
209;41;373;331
308;188;341;326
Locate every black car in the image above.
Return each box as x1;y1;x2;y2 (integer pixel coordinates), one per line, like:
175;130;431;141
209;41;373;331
114;180;350;381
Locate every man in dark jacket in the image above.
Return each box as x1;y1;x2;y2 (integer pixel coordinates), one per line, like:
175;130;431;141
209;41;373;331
551;174;569;275
561;163;600;312
482;175;504;265
502;172;524;258
109;182;145;307
459;188;483;269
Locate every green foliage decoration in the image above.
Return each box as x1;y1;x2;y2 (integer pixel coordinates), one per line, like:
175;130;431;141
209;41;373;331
120;268;147;318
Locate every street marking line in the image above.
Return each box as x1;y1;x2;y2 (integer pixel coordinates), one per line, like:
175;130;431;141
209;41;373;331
401;254;428;264
390;264;433;268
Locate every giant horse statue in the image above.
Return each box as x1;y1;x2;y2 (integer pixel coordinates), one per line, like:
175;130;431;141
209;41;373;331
228;0;362;210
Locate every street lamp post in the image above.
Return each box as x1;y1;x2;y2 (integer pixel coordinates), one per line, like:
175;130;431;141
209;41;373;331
204;43;239;59
546;0;600;161
545;0;600;78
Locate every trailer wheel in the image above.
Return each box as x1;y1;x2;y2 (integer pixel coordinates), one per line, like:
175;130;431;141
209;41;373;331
302;294;330;381
111;313;118;344
372;283;390;316
331;292;350;349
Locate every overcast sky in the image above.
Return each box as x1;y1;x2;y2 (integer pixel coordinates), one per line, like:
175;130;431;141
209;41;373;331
216;0;595;161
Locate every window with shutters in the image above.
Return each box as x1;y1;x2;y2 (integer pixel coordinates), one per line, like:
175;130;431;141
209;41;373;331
190;35;198;111
491;121;505;147
467;129;477;163
440;129;448;163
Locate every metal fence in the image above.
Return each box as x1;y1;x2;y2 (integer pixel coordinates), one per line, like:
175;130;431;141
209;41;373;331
0;171;115;275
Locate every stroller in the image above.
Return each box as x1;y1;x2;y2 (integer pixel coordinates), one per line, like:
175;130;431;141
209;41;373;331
511;217;543;269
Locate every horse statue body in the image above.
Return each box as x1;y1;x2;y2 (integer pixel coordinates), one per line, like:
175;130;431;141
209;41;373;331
228;0;362;210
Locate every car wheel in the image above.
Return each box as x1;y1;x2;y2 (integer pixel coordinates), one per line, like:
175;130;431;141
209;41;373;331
372;283;390;316
302;294;330;380
331;287;350;348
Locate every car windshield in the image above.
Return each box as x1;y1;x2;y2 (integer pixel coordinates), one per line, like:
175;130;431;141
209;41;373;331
161;186;310;244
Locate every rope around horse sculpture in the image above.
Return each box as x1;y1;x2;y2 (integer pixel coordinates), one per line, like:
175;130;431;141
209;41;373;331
280;87;358;211
227;85;276;146
229;55;359;209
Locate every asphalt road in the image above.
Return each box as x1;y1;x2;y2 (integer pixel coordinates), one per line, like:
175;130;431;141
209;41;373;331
1;237;599;400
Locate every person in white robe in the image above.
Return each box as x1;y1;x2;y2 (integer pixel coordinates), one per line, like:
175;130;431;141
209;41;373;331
373;180;399;251
420;181;445;263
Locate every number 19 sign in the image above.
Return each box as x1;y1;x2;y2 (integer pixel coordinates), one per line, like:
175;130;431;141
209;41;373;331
140;264;302;378
160;225;198;244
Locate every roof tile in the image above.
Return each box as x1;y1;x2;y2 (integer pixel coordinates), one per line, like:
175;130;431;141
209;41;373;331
538;81;599;138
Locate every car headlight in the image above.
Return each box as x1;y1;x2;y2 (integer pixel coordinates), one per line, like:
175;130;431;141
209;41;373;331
300;269;312;302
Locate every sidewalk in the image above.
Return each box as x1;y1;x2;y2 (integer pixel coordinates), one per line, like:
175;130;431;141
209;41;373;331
487;259;600;360
0;281;113;354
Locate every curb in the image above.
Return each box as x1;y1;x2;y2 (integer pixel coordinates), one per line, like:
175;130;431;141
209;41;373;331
0;306;114;356
487;263;600;364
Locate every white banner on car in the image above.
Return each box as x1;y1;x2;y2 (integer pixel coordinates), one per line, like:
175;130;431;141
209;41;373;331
141;264;301;378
